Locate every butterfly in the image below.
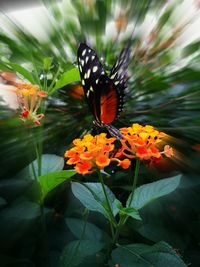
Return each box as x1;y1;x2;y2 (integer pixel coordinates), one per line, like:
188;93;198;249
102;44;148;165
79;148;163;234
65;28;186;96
77;42;130;139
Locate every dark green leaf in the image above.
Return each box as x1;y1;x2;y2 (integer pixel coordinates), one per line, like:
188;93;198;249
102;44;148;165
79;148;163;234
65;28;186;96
65;218;103;241
0;179;33;202
120;207;142;221
127;175;181;210
116;199;142;220
110;241;187;267
71;182;119;219
60;240;103;267
0;197;7;208
29;154;64;179
0;199;40;220
157;6;173;30
0;254;34;267
183;41;200;57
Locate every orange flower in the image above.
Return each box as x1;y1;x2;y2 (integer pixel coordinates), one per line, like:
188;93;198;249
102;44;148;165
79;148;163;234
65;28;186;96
117;159;131;169
14;82;48;125
96;155;110;168
75;161;92;174
119;123;173;162
65;124;174;174
65;133;130;174
163;145;174;157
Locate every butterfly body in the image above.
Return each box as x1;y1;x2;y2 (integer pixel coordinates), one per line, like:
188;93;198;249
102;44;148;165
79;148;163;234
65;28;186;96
77;43;130;139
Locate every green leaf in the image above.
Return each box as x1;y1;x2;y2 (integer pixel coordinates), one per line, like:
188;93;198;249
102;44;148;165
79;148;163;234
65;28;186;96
38;170;75;200
110;241;187;267
127;175;181;210
0;199;40;220
0;197;7;208
0;179;33;202
54;68;80;90
136;223;186;250
0;254;34;267
71;182;119;219
116;199;142;221
0;198;41;250
120;207;142;221
3;62;35;83
65;218;103;241
43;57;53;71
29;154;64;179
60;240;103;267
183;41;200;57
157;6;173;30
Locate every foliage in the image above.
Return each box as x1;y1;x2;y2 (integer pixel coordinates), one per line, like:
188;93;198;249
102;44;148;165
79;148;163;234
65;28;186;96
0;0;200;266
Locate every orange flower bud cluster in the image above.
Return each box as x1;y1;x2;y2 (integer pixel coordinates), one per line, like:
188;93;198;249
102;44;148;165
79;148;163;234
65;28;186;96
64;133;131;174
119;124;173;161
65;124;173;175
15;83;48;125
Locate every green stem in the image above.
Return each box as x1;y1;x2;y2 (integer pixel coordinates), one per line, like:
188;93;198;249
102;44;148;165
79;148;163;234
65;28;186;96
48;67;61;95
113;159;141;244
128;159;140;207
97;170;116;238
36;100;45;177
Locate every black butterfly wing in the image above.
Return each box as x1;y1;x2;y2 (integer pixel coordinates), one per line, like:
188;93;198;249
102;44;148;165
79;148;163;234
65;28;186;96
77;43;130;128
109;45;131;118
77;43;106;123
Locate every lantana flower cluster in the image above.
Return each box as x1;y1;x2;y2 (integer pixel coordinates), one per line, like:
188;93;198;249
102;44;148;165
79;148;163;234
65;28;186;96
65;133;130;174
15;83;48;125
118;124;173;161
65;124;173;174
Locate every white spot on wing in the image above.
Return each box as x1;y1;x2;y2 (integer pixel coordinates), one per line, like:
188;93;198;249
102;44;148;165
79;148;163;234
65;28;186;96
95;79;99;84
82;49;86;56
90;86;94;92
93;66;98;73
82;79;85;85
87;69;91;78
84;73;87;79
86;90;90;97
91;56;95;60
81;60;84;66
110;73;117;79
86;56;89;63
79;66;82;72
115;81;119;85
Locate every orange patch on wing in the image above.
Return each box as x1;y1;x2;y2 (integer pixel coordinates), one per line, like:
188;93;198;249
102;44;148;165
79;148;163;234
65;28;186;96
100;88;118;124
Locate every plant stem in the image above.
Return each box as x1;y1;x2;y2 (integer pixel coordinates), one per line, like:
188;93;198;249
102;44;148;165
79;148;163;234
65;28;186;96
113;159;141;244
97;170;116;238
128;159;140;207
36;100;45;177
